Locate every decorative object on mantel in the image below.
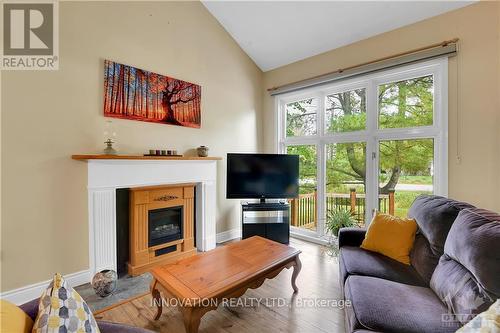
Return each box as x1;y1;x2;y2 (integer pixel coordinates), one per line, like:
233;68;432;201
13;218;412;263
71;154;222;161
144;149;181;157
103;120;118;155
91;269;117;297
103;60;201;128
103;139;117;155
197;145;209;157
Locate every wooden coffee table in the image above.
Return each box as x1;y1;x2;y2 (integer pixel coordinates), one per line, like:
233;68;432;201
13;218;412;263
150;236;302;333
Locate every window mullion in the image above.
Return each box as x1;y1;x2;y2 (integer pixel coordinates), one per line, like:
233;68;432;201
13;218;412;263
317;92;326;236
365;80;378;225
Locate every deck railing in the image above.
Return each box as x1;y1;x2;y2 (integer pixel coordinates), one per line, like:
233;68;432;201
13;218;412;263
290;188;395;229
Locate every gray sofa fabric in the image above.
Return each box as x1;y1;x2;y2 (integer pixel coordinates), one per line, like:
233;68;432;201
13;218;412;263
345;275;460;333
407;195;475;283
339;195;499;333
338;227;366;248
408;233;437;283
340;246;426;287
430;208;500;324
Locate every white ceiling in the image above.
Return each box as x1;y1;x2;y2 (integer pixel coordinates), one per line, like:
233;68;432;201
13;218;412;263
202;1;475;71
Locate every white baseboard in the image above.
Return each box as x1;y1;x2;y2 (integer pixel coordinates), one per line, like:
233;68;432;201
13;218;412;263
290;232;329;246
216;228;241;243
0;270;92;305
2;229;242;305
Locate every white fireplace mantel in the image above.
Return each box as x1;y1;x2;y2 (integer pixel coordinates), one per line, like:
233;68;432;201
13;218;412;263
81;157;219;275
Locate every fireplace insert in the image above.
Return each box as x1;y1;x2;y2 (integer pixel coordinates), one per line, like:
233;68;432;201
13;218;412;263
148;206;183;247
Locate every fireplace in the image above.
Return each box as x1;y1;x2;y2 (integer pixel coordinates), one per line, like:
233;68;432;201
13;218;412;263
148;206;183;247
83;157;217;277
126;184;197;276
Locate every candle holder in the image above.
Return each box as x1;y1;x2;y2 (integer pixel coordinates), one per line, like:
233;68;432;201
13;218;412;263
103;139;117;155
103;120;118;155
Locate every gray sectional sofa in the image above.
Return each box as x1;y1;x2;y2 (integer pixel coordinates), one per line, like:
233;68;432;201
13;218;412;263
339;195;500;333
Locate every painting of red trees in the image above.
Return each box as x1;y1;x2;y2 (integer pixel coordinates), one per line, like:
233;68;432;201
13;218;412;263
103;60;201;128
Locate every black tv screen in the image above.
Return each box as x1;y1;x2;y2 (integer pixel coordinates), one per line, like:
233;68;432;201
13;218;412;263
226;153;299;199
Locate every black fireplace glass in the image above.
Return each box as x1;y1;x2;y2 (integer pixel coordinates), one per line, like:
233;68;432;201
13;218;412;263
148;206;183;247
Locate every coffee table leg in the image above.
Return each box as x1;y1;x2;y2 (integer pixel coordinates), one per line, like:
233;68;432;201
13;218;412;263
181;307;203;333
150;279;163;320
291;255;302;293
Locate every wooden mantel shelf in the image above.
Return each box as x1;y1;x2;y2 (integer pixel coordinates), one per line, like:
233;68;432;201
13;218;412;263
71;154;222;161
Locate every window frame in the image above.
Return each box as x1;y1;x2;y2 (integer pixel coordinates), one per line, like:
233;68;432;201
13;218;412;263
276;58;448;239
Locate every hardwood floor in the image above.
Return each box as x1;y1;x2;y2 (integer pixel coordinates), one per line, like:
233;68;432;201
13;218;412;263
95;238;345;333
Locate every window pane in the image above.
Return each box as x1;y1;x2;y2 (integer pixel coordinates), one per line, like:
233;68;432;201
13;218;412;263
378;139;434;217
287;145;317;232
286;98;317;137
326;89;366;133
378;75;434;129
325;142;367;231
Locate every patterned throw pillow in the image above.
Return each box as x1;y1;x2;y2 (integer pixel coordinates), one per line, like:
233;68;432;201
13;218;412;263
32;273;100;333
457;299;500;333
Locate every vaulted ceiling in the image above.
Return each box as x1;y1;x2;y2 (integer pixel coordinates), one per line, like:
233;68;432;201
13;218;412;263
202;1;475;71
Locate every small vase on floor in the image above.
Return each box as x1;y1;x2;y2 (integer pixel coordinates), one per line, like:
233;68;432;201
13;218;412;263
92;269;117;297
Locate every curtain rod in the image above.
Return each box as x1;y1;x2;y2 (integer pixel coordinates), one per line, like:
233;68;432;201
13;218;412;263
267;38;459;94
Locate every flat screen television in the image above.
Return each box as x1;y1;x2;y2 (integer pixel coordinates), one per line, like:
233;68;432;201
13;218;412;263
226;153;299;201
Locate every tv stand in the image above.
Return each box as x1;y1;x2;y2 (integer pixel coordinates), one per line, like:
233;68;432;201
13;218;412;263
241;202;290;244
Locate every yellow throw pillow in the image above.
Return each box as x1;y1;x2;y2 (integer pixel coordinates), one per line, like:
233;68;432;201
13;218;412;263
0;299;34;333
360;213;417;265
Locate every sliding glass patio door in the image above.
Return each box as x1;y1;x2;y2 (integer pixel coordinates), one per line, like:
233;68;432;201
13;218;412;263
277;59;447;240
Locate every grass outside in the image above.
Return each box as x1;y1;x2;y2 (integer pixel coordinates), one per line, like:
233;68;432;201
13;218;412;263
398;175;432;185
394;190;432;217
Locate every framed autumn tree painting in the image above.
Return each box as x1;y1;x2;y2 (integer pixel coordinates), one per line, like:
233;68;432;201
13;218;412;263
103;60;201;128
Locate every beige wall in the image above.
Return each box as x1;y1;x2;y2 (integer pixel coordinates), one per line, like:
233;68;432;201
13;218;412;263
1;1;263;291
263;2;500;213
2;1;500;293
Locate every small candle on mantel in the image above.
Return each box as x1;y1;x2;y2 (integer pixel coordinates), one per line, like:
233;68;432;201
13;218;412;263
103;120;117;155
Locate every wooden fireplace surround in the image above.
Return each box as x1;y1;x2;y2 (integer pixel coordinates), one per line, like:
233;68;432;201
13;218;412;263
128;184;196;276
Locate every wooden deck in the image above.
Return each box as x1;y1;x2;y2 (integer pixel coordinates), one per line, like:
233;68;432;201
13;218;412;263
95;238;345;333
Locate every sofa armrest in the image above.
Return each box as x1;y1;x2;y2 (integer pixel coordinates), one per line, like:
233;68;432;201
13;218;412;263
19;299;154;333
97;321;156;333
338;227;366;248
19;298;39;321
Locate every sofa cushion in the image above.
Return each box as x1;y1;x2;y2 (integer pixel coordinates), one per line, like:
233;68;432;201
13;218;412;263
408;195;474;256
408;195;474;282
340;246;426;287
345;275;461;333
430;208;500;324
444;209;500;297
409;233;438;283
19;298;40;321
97;321;156;333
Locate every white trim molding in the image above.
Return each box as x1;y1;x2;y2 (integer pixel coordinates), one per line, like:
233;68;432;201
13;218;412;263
290;232;328;246
216;228;241;243
0;270;92;305
86;159;218;277
276;58;449;239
